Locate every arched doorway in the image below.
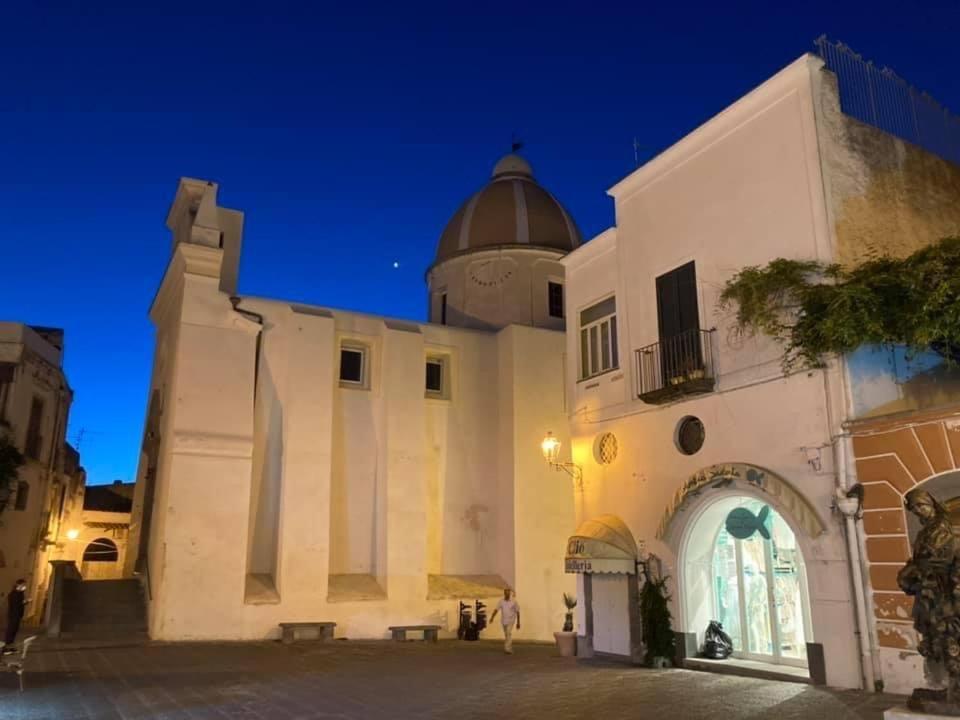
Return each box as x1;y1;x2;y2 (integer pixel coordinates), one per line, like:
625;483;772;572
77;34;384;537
683;496;812;668
81;537;120;580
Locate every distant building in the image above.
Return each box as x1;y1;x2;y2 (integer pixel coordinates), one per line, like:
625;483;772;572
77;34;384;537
65;481;134;581
0;323;85;623
127;156;578;643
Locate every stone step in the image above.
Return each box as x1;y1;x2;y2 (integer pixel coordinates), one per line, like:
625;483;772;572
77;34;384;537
60;579;147;643
62;621;147;631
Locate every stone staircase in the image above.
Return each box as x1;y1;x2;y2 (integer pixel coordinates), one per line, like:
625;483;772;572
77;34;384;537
59;578;148;644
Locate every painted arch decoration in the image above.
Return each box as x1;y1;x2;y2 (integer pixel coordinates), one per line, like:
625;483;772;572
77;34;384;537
565;514;638;574
656;463;827;540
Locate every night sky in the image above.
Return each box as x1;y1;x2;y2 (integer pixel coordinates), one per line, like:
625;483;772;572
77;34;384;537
2;1;958;485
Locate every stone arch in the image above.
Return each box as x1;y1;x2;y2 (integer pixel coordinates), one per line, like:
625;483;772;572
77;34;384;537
657;463;827;543
83;537;119;563
674;490;814;667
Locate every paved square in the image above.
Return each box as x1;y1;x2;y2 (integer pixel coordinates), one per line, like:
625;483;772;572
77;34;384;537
0;640;903;719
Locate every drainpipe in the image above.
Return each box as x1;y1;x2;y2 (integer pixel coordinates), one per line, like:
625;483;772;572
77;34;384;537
229;296;264;400
822;356;877;692
835;443;876;692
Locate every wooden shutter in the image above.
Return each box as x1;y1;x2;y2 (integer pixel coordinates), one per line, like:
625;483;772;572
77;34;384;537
656;261;699;341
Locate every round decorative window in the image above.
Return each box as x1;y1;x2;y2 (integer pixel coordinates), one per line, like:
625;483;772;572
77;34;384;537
676;416;705;455
594;432;619;465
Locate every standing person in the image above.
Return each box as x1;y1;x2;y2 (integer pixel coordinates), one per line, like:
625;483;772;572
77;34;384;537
3;579;28;654
489;587;520;654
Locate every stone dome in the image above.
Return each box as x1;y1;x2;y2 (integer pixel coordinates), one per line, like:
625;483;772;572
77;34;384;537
434;154;581;265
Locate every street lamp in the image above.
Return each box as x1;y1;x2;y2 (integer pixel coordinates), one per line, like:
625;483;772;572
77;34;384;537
66;528;79;541
541;432;583;490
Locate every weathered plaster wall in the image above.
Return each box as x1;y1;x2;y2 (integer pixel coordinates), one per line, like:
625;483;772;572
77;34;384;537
815;68;960;268
0;323;76;623
847;409;960;694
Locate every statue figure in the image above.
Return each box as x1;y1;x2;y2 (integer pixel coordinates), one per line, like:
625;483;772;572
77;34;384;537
898;488;960;714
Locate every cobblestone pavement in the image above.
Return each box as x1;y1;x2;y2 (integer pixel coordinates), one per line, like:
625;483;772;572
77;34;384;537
0;640;904;720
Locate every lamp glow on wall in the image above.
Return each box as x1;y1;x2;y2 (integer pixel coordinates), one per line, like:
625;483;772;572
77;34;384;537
541;431;583;490
66;529;79;541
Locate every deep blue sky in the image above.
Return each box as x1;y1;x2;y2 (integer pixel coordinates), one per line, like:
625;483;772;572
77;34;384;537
2;1;958;485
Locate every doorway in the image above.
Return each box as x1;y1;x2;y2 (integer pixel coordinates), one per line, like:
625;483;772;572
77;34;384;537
684;496;811;668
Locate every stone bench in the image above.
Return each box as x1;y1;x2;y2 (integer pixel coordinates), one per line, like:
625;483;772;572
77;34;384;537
389;625;441;642
279;622;336;644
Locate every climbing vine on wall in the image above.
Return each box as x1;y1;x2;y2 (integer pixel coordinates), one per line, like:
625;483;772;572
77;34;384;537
718;237;960;371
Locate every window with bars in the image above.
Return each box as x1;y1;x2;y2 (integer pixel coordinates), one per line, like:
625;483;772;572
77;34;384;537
579;297;618;380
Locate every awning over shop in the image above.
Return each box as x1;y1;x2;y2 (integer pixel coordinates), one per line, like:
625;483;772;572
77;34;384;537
565;514;638;574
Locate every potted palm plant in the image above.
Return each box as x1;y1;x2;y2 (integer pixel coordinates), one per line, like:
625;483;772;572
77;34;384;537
554;593;577;656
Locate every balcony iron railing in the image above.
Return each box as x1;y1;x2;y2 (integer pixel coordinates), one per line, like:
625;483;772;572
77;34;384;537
636;329;715;404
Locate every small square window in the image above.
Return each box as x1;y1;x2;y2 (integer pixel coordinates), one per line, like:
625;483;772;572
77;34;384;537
548;282;564;319
426;359;444;394
339;347;365;385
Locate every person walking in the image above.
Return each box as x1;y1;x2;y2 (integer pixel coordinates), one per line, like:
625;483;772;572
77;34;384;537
3;578;28;654
489;587;520;654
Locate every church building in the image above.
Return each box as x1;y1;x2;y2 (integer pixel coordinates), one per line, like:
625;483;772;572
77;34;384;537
127;154;580;642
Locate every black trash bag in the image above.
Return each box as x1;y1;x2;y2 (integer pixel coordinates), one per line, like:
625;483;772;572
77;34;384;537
702;620;733;659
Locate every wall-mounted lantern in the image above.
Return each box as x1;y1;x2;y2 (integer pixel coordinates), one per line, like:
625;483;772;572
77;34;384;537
541;432;583;490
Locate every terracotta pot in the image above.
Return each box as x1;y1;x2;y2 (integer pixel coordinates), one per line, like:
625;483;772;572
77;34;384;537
554;631;577;657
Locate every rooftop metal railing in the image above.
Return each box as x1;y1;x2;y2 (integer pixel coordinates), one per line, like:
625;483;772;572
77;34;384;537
815;35;960;166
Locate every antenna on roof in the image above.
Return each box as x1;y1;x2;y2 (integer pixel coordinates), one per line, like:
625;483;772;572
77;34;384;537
511;134;524;154
633;137;640;167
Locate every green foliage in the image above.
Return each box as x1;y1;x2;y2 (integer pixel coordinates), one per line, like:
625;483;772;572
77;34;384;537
0;425;24;514
639;571;675;664
719;238;960;370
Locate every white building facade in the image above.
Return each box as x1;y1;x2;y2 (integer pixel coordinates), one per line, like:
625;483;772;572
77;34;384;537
130;159;579;643
561;53;960;692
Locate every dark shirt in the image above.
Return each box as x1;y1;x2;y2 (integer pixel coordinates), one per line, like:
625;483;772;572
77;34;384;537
7;589;25;621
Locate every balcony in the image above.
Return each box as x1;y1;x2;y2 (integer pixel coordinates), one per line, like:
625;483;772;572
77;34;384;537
636;329;715;404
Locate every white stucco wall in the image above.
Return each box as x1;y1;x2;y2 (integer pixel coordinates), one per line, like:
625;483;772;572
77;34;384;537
136;180;575;642
427;247;566;331
559;55;862;688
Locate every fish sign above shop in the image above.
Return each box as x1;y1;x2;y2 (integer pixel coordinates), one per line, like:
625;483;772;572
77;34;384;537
725;505;772;540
